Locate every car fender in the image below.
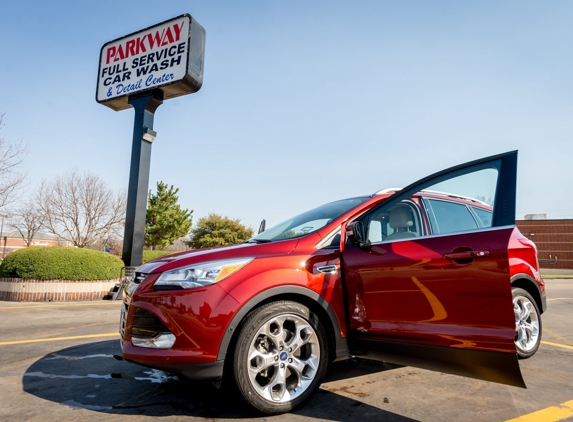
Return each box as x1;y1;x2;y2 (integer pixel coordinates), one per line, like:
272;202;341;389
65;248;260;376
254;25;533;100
511;273;547;313
216;285;349;363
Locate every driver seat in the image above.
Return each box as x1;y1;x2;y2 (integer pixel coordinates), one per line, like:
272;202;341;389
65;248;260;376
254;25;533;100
386;205;418;240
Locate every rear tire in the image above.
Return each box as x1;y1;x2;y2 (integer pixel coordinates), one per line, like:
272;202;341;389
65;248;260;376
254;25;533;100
232;301;328;414
513;287;541;359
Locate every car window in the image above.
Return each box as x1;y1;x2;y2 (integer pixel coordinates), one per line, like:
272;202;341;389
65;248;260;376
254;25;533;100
471;206;493;228
424;199;478;235
362;167;498;243
253;197;369;242
366;201;422;243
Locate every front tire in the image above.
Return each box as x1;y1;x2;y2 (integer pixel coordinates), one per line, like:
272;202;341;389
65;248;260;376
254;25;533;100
513;287;542;359
232;301;328;414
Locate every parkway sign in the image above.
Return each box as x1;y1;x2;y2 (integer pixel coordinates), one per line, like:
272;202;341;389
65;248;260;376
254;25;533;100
97;14;205;111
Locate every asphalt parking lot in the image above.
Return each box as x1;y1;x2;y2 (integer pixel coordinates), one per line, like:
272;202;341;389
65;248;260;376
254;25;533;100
0;279;572;422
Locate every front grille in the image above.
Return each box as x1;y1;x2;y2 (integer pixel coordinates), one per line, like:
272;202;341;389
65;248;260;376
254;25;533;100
119;303;128;338
131;308;170;337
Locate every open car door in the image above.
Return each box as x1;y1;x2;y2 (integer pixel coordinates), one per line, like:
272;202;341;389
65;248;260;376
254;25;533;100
342;151;525;387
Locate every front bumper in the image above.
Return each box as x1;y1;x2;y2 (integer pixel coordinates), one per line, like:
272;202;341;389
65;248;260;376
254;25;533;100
120;279;240;379
123;351;225;380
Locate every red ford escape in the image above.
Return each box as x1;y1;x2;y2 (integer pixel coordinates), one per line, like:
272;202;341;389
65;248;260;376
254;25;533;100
120;151;546;414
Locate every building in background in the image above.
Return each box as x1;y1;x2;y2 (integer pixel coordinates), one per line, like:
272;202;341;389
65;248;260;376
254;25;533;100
0;231;69;259
516;219;573;270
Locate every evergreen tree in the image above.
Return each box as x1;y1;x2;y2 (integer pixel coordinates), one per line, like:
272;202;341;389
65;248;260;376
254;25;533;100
188;213;253;249
145;182;193;250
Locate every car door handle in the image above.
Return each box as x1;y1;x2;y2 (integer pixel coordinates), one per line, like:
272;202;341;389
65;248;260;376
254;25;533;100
317;265;339;274
443;250;491;260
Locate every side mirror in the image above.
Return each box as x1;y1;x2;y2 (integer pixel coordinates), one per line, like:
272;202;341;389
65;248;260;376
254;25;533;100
345;221;366;246
258;219;266;234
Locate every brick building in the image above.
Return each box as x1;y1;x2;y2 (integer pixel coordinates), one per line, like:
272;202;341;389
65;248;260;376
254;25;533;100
516;219;573;270
0;231;69;259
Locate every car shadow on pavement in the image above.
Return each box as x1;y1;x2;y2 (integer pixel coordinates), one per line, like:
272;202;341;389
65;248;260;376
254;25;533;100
22;340;416;421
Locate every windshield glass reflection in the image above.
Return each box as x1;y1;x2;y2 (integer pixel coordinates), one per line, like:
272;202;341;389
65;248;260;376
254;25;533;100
252;198;368;241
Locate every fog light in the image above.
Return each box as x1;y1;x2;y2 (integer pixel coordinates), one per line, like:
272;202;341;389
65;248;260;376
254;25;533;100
131;333;176;349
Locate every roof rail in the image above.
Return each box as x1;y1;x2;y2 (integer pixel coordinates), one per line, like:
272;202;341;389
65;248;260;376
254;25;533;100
373;187;490;206
374;187;402;195
420;189;490;205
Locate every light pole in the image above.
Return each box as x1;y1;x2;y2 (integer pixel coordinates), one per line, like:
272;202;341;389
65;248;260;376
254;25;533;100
0;214;11;259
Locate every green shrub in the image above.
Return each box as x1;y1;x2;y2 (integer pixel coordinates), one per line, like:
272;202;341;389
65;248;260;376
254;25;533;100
142;250;179;263
0;247;124;281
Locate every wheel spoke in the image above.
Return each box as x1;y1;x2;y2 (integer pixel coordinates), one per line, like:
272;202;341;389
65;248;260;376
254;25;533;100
289;355;318;380
267;364;288;401
523;320;538;337
248;348;278;373
262;317;285;340
288;324;311;353
518;325;528;345
288;356;306;379
521;301;533;321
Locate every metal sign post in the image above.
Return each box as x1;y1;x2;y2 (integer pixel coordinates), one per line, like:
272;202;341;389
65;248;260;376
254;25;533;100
122;91;162;267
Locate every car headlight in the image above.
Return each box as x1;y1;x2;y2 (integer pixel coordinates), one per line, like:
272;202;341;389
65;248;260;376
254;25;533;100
153;258;254;290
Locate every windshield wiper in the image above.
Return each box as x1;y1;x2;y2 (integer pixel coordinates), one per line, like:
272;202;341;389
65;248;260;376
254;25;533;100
243;239;273;244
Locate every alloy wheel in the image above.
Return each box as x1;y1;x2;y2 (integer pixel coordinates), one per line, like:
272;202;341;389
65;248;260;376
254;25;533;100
246;313;320;403
514;293;540;354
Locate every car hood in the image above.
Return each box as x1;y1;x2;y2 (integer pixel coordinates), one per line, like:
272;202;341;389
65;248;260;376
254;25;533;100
135;238;303;274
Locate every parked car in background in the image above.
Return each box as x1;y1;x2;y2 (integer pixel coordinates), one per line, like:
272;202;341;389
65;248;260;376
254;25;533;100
120;151;545;414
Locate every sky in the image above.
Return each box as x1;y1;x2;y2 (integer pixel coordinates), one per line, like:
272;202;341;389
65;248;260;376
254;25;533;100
1;1;572;232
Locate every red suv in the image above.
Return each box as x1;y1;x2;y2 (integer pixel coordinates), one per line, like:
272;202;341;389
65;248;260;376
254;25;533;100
120;151;545;414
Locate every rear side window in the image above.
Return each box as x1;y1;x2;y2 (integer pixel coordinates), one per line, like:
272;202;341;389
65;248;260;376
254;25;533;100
471;206;493;228
424;199;478;235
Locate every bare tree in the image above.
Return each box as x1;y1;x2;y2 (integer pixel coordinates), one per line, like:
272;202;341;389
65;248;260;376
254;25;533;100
0;113;28;210
90;234;123;255
37;170;126;248
9;200;45;247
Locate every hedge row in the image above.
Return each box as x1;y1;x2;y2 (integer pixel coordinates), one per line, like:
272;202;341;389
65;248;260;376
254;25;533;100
0;247;124;281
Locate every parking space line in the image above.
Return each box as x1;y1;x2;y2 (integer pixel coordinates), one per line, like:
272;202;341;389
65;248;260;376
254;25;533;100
506;399;573;422
541;341;573;351
544;329;573;346
547;298;573;301
0;302;121;310
0;332;119;346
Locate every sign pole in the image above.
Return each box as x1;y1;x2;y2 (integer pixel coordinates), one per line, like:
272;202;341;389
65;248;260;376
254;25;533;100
122;90;163;267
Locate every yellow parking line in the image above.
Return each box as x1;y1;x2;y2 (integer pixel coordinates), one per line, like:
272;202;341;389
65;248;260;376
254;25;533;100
541;341;573;351
0;302;121;310
0;333;119;346
547;298;573;301
543;329;573;346
506;399;573;422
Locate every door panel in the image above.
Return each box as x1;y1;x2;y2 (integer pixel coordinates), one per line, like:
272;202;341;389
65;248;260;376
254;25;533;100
345;227;515;350
342;151;524;387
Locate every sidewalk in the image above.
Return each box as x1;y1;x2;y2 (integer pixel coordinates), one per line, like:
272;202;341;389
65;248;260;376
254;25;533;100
540;268;573;279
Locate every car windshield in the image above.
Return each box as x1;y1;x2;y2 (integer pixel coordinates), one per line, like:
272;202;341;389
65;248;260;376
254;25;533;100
251;197;369;242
